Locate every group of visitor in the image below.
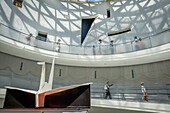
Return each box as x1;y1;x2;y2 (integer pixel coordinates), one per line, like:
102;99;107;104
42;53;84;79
104;81;148;102
26;33;61;52
26;34;143;54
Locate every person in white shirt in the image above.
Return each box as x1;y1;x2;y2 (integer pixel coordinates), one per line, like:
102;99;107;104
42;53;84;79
132;36;140;50
97;39;102;54
141;82;148;101
134;36;138;42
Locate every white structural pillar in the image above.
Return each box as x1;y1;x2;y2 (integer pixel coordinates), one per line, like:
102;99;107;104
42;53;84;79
48;56;55;90
37;62;46;92
36;56;55;107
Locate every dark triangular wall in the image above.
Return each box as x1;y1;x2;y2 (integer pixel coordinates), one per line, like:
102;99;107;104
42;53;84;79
4;89;35;108
44;84;90;108
81;18;95;45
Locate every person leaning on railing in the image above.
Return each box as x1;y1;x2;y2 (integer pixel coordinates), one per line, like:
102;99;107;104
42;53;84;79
109;40;114;54
56;39;61;52
26;33;32;44
97;39;102;54
132;36;143;50
93;45;96;55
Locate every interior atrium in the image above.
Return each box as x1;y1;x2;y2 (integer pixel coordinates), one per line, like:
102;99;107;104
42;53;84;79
0;0;170;113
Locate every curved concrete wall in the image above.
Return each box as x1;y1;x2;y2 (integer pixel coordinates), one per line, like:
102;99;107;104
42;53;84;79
0;52;170;90
0;0;169;45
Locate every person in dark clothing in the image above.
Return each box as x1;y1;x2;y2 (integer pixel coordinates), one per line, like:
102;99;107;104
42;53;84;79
104;81;113;99
109;40;114;54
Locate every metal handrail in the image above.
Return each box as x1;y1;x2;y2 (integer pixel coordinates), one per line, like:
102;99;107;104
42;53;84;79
91;86;170;103
0;22;170;55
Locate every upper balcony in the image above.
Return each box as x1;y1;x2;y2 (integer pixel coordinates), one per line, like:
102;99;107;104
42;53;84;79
0;22;170;67
0;0;170;67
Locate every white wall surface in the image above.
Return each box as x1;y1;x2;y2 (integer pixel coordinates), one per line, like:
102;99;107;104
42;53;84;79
0;0;169;45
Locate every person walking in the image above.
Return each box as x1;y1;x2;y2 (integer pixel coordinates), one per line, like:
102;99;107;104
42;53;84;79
141;82;148;101
104;81;113;99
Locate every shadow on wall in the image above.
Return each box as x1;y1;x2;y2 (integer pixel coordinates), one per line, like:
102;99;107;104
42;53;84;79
1;0;169;45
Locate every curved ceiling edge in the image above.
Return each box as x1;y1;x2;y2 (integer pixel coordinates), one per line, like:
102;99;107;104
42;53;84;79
0;35;170;67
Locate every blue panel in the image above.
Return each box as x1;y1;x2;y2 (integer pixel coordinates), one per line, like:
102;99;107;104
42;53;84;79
81;18;95;44
36;36;47;41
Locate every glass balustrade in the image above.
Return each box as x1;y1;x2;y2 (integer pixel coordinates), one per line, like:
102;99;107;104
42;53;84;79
0;22;170;55
91;85;170;103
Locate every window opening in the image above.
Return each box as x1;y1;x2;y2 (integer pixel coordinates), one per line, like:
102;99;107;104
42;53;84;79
108;28;131;36
59;69;62;77
81;16;97;45
131;70;134;78
20;62;23;71
107;8;110;18
13;0;23;8
36;31;47;41
94;71;96;79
